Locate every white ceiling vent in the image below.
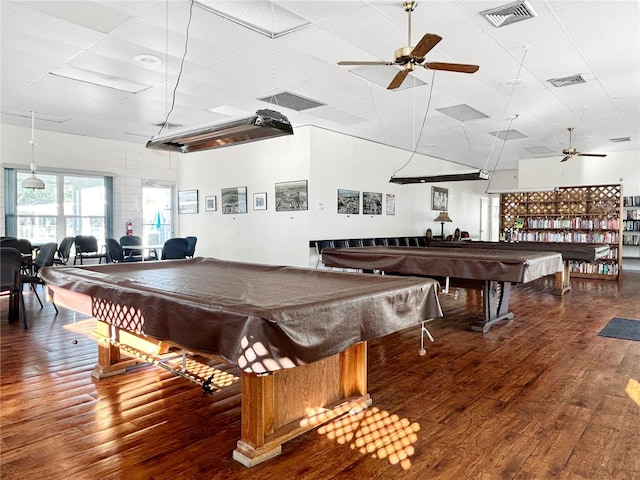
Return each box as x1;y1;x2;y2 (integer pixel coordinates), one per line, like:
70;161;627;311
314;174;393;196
480;0;537;28
548;74;586;87
258;91;325;111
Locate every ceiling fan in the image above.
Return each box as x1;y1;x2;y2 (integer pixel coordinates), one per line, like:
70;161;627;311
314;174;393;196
560;127;608;162
337;1;479;90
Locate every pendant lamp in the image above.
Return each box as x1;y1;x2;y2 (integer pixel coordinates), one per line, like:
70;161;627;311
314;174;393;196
22;111;45;190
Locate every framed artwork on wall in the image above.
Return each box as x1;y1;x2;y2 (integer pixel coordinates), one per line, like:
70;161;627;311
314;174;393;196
178;189;198;214
431;186;448;211
205;195;217;212
275;180;308;212
253;192;267;211
386;193;396;215
363;192;382;215
337;189;360;214
221;187;248;214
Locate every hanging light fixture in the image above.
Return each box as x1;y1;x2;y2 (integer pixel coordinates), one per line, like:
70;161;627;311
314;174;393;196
22;111;45;190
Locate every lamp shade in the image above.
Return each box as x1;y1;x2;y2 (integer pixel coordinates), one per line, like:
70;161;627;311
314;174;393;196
22;175;45;189
434;211;452;223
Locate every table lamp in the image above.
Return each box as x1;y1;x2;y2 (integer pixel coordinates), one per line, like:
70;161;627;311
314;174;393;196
434;211;452;238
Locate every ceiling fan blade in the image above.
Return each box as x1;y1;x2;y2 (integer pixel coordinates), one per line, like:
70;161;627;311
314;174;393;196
560;155;571;162
411;33;442;59
338;61;394;66
388;69;410;90
577;153;607;157
423;62;479;74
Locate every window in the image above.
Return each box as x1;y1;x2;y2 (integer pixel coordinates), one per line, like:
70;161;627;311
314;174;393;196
6;169;112;244
141;185;174;246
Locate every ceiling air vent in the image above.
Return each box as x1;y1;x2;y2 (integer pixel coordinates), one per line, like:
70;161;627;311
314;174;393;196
548;74;586;87
258;91;325;111
480;0;537;28
610;137;631;143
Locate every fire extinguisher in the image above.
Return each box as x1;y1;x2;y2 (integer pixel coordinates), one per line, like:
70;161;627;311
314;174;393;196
126;221;133;236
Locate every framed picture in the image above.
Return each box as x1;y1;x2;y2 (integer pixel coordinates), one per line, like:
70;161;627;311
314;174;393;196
363;191;382;215
221;187;248;214
337;189;360;214
431;186;448;211
275;180;308;212
205;195;217;212
386;193;396;215
253;192;267;211
178;189;198;214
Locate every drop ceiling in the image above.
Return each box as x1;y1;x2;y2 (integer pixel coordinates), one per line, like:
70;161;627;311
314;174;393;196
1;0;638;171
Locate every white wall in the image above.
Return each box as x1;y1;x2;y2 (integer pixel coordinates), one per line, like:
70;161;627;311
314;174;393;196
0;124;178;239
177;126;495;267
518;151;640;192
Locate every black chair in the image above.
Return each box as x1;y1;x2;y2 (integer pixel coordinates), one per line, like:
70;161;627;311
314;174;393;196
314;240;333;268
21;242;58;317
106;238;131;263
185;236;198;258
0;237;19;249
1;247;26;328
73;235;107;265
120;235;157;261
161;238;189;260
407;237;420;247
15;238;34;275
53;236;74;266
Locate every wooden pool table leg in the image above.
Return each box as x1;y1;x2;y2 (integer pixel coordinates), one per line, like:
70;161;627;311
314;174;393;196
471;280;514;332
554;260;572;296
91;320;170;379
233;341;371;467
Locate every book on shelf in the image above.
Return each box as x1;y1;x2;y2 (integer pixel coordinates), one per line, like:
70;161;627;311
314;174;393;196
624;195;640;207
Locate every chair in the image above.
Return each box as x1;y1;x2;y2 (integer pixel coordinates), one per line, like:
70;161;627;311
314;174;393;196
453;228;461;241
333;239;349;249
161;238;189;260
120;235;157;261
53;236;74;265
15;238;34;275
21;242;59;317
185;236;198;258
105;238;136;263
314;240;333;268
0;237;19;249
73;235;107;265
1;247;26;328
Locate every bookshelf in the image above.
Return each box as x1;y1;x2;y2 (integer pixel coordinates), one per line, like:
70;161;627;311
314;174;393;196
623;195;640;267
500;184;622;280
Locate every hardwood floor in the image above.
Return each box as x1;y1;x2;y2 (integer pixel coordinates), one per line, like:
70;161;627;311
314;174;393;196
2;273;639;479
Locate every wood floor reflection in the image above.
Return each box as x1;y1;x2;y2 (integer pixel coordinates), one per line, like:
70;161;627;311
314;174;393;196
2;273;639;479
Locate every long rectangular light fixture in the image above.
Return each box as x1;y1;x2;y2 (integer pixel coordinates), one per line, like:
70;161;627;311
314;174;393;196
389;169;489;184
145;109;293;153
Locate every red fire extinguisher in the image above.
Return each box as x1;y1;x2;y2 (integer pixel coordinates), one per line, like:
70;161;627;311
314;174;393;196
126;221;133;236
